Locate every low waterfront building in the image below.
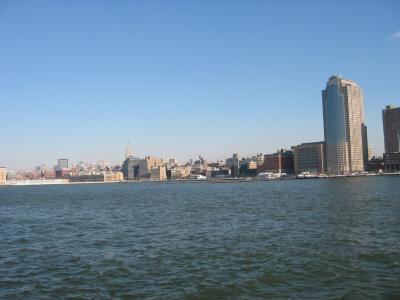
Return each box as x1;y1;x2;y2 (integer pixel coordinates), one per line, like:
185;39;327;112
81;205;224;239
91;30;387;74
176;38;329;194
190;165;204;175
211;168;231;178
169;166;191;180
67;171;123;182
239;160;257;177
104;171;124;182
55;168;73;178
262;150;294;174
252;153;264;167
0;167;6;185
383;152;400;173
150;166;167;181
248;161;257;170
138;156;164;178
67;174;104;182
368;156;384;173
226;154;240;177
6;170;16;181
292;142;326;174
167;158;178;168
190;156;208;174
43;169;56;179
5;179;69;185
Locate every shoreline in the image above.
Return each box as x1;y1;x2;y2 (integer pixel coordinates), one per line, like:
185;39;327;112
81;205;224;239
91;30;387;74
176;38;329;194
1;173;399;187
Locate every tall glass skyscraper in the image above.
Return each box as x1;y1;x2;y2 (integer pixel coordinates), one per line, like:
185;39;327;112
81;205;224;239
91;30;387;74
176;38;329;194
322;76;368;174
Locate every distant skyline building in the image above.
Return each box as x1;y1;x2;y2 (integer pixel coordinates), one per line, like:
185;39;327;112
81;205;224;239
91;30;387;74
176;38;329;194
57;159;69;169
96;160;109;170
169;166;191;180
255;154;264;166
322;75;368;174
382;105;400;172
150;166;167;181
138;156;164;178
225;153;241;177
122;157;141;180
168;158;178;167
382;105;400;153
292;142;326;174
0;167;6;184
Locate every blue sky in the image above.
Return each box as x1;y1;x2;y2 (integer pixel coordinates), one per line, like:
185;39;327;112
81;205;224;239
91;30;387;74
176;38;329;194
1;0;399;170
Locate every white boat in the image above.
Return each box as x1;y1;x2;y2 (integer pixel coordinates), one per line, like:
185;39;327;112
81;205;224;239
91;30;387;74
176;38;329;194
297;172;318;179
188;174;207;180
257;172;278;181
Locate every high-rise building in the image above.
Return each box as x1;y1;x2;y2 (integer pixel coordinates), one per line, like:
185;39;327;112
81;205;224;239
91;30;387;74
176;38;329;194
382;105;400;153
292;142;326;174
362;124;369;170
122;157;141;179
322;75;368;174
57;159;69;169
382;105;400;172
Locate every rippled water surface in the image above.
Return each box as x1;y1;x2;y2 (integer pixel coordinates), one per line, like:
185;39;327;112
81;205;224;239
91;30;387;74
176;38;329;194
1;177;399;299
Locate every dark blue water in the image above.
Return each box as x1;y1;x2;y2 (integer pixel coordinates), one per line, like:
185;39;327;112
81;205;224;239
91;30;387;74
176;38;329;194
0;177;399;299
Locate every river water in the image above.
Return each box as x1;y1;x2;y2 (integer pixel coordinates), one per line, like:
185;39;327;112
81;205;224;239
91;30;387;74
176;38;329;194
0;177;399;299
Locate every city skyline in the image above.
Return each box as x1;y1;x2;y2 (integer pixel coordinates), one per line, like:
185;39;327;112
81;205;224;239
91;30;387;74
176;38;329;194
1;1;400;169
2;74;397;171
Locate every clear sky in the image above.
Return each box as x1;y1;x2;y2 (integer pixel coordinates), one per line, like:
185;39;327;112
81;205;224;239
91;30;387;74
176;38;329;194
1;0;399;170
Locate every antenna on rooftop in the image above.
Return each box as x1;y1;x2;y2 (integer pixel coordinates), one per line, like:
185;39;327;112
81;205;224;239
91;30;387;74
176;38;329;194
125;140;133;159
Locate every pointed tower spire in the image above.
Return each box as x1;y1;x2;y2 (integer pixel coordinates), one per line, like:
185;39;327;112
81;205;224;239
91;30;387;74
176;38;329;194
125;140;133;159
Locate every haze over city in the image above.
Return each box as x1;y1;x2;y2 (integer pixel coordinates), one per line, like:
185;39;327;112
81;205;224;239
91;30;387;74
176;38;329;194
1;1;399;170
